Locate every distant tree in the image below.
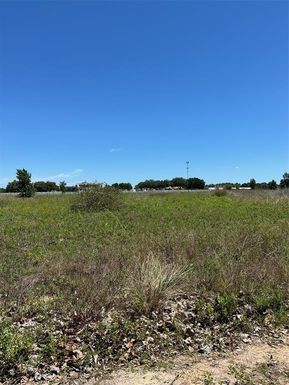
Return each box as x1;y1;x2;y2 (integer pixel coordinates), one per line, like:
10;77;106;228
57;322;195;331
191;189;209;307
135;179;156;190
16;169;35;197
59;181;67;193
268;180;278;190
6;180;19;193
171;177;186;189
46;181;59;191
186;177;205;190
256;182;268;189
34;181;48;192
117;183;132;191
249;178;256;190
34;181;59;192
66;185;78;192
280;172;289;188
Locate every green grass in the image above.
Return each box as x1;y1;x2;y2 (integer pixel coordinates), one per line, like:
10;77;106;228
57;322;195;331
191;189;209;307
0;191;289;377
0;192;288;317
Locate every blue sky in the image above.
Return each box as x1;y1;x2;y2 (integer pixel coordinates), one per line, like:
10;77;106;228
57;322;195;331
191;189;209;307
0;0;288;187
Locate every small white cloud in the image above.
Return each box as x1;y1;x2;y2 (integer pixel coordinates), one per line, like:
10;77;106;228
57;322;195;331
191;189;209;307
109;148;121;153
35;169;84;181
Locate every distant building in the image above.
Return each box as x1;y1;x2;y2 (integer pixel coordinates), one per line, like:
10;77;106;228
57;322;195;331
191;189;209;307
76;182;106;191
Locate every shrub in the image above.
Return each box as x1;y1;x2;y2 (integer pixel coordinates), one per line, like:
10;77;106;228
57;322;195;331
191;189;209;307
0;322;34;373
215;293;237;321
71;185;123;212
252;289;285;314
213;189;227;197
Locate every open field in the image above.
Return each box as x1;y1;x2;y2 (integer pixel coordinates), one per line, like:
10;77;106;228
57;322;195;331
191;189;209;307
0;191;288;383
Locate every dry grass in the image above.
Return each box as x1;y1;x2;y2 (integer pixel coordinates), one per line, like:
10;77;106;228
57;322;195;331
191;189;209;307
129;253;193;313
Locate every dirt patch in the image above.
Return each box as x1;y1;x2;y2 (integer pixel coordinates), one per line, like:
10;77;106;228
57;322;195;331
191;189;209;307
178;340;289;385
95;339;289;385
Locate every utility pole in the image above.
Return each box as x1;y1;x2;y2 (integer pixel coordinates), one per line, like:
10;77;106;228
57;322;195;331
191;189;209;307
186;161;189;179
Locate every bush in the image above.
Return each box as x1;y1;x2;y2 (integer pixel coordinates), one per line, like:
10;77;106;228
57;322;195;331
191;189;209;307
252;289;285;314
71;185;123;212
213;189;227;197
215;293;237;321
0;322;34;374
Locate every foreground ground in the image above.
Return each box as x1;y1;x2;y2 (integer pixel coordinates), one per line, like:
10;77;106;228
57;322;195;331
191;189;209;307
99;337;289;385
18;337;289;385
0;191;288;383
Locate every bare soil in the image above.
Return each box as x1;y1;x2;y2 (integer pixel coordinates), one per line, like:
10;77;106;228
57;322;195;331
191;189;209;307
17;337;289;385
95;338;289;385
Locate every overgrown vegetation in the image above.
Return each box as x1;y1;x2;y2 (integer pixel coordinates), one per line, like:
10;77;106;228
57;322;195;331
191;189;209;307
0;191;288;381
70;184;123;212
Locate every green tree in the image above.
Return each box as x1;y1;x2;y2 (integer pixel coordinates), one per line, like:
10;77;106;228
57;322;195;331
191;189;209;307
268;180;277;190
46;181;59;191
280;172;289;188
59;181;67;193
249;178;256;190
16;169;35;197
171;177;186;189
186;177;205;190
6;180;19;193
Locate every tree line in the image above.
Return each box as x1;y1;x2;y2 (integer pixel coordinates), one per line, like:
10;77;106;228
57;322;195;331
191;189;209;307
2;170;289;197
135;177;205;190
4;169;67;196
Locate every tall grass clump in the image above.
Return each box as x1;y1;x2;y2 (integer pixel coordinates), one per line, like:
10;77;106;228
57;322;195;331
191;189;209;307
129;253;192;314
70;185;123;212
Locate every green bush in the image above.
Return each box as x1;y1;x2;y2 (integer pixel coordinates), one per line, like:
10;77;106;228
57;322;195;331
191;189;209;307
215;293;237;320
71;185;123;212
252;289;284;314
0;322;34;370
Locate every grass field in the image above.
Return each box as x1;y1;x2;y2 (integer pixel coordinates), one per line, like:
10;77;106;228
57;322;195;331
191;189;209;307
0;191;288;380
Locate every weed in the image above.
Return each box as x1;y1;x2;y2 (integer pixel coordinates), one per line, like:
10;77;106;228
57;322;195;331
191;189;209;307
0;322;34;373
252;289;285;314
229;365;255;385
215;293;237;321
203;371;216;385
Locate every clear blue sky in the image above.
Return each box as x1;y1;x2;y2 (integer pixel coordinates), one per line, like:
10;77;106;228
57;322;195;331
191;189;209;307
0;0;288;187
